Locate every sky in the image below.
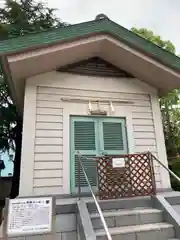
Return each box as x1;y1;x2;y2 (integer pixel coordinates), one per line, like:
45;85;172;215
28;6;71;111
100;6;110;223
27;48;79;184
43;0;180;53
0;151;14;177
0;0;179;51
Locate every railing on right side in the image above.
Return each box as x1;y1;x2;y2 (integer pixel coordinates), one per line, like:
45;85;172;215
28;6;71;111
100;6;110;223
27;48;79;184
148;151;180;184
76;151;180;240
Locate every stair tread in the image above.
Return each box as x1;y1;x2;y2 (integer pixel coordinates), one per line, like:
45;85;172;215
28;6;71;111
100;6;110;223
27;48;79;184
85;196;151;204
95;222;173;236
91;208;162;218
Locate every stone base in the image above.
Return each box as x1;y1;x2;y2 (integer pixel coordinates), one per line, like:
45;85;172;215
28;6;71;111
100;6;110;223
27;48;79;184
1;212;78;240
8;231;77;240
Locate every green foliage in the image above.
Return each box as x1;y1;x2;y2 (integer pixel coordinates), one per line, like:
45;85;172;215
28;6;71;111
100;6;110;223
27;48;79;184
131;27;176;54
0;0;67;198
0;74;17;152
0;0;67;152
0;0;68;39
132;27;180;189
169;157;180;190
160;90;180;157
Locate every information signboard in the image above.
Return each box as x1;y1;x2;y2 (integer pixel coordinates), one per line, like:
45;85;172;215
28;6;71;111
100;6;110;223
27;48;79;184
112;158;125;168
6;196;53;237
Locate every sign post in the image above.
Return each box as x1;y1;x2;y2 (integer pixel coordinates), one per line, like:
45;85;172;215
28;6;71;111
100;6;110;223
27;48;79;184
4;196;55;239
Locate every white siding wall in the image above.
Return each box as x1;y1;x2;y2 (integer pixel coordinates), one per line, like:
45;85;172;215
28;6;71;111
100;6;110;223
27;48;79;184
34;104;63;195
19;72;170;196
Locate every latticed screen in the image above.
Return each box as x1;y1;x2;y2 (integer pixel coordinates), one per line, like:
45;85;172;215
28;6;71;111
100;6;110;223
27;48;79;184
97;154;156;200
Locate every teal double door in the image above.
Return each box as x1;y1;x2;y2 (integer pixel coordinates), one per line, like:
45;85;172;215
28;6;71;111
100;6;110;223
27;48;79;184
70;116;128;193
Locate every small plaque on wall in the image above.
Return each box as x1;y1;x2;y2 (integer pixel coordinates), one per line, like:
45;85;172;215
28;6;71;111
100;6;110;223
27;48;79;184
90;109;107;115
112;158;125;168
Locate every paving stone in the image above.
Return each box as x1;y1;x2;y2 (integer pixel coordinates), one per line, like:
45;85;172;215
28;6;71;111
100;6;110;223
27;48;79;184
61;231;77;240
56;214;76;232
26;234;52;240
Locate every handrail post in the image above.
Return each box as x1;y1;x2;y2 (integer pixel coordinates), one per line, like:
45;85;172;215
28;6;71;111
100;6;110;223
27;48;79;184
148;151;180;188
78;152;81;200
77;152;112;240
148;152;156;195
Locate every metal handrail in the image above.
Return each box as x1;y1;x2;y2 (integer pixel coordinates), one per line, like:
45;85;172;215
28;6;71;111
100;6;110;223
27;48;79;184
77;151;180;240
77;152;112;240
148;151;180;184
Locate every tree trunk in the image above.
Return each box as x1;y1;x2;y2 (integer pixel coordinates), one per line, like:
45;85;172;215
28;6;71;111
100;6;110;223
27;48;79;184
10;122;22;199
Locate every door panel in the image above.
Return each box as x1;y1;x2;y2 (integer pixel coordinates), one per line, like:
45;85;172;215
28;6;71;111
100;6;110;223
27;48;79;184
70;117;99;193
70;116;128;194
99;118;128;155
74;154;97;187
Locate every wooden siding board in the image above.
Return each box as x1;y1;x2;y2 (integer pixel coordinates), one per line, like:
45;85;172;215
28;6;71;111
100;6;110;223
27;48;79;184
132;112;153;119
36;114;63;122
35;153;63;161
36;129;62;137
34;169;62;178
131;106;152;113
133;125;154;132
134;132;155;139
37;87;150;100
34;178;62;187
36;122;63;130
36;94;151;107
35;137;63;145
37;100;63;109
132;119;154;125
35;145;63;153
33;186;63;195
33;85;160;192
34;161;63;170
36;107;63;115
135;139;156;146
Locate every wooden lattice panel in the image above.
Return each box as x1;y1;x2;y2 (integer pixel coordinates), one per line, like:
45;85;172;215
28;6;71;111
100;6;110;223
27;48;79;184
97;153;156;200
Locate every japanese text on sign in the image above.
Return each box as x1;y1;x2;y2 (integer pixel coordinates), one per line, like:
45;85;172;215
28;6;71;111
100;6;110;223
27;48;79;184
7;197;53;237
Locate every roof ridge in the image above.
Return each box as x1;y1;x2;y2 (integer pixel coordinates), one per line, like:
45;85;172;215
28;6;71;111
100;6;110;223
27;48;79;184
109;19;179;61
0;17;180;73
0;18;106;43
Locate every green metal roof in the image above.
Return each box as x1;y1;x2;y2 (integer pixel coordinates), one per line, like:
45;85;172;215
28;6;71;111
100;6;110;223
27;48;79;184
0;18;180;72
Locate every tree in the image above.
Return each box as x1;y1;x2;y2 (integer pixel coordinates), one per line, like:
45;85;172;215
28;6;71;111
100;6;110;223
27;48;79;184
0;0;67;198
131;27;180;189
160;91;180;157
131;28;176;54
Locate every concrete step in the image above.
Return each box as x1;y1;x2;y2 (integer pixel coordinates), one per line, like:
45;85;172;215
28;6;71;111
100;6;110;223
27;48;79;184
87;196;152;213
95;222;175;240
91;208;163;229
172;204;180;216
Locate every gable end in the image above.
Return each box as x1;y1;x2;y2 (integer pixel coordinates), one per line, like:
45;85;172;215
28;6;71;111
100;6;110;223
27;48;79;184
57;57;134;78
